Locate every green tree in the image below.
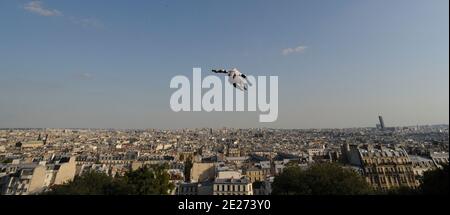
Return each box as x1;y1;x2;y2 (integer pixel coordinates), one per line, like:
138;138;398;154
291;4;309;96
45;171;119;195
44;165;174;195
420;164;448;195
124;165;174;195
1;158;13;164
272;163;373;195
386;186;420;195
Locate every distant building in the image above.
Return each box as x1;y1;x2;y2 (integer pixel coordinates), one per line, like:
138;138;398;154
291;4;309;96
243;167;266;183
216;170;241;179
190;162;215;182
177;182;199;195
307;146;325;157
409;155;436;178
252;177;274;195
224;156;249;166
272;160;288;175
226;147;241;157
378;115;385;130
176;182;213;195
213;177;253;195
15;140;44;149
429;152;449;168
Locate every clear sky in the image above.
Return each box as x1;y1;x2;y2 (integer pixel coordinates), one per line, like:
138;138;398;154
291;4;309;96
0;0;448;129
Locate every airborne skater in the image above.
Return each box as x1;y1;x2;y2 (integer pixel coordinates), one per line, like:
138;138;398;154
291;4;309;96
212;68;251;91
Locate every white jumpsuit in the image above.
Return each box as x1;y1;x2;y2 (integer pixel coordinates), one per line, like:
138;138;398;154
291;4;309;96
227;68;249;91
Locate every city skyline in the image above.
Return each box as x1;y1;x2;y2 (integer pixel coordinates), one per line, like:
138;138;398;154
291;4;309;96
0;0;448;129
0;118;447;130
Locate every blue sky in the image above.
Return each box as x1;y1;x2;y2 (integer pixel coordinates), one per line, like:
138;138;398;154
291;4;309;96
0;0;448;128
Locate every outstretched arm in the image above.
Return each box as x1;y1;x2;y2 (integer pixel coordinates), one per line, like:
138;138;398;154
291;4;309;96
212;69;228;74
239;73;252;86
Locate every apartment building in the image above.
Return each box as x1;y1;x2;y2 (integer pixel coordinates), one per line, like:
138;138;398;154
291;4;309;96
343;144;419;191
213;177;253;195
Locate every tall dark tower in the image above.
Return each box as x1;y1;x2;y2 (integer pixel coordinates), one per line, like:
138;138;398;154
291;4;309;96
378;115;385;130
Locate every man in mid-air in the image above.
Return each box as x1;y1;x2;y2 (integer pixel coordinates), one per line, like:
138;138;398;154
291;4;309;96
212;68;251;91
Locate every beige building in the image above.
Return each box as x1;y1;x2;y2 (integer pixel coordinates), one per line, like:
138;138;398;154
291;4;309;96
343;144;419;191
227;147;241;157
243;167;266;183
53;157;77;185
430;152;449;168
176;182;213;195
216;170;241;179
1;157;76;195
410;155;436;178
16;140;44;149
2;164;46;195
213;177;253;195
190;162;215;182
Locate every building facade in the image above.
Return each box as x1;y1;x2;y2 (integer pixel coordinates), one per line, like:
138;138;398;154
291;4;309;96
213;177;253;195
343;144;419;191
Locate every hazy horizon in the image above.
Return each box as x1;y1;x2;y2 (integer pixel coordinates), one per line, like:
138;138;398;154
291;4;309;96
1;0;448;129
1;122;448;130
